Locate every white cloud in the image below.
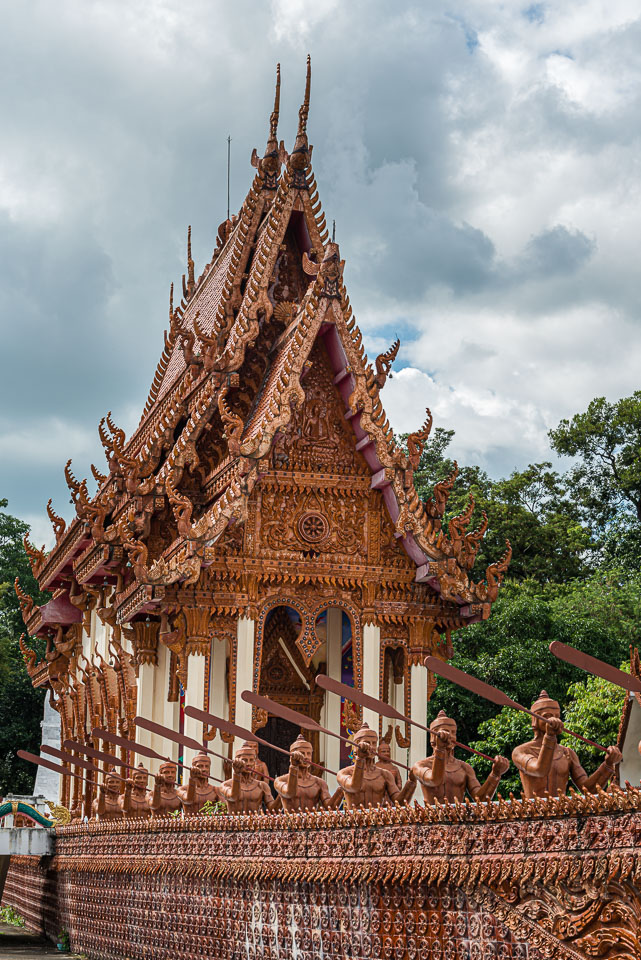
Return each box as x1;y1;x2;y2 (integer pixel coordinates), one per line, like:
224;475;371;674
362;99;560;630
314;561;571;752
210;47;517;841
0;0;640;537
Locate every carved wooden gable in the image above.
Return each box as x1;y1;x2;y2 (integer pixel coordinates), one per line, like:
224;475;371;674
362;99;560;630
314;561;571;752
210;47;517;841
271;340;367;475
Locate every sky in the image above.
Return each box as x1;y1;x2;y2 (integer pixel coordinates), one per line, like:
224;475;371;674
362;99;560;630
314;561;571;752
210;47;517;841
1;0;639;547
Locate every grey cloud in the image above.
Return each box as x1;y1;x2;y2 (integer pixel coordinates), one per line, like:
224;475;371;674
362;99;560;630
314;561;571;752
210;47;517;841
0;0;639;534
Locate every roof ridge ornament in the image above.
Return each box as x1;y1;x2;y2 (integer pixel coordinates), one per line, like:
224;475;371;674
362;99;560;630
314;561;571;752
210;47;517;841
182;225;195;300
290;55;312;189
251;63;288;190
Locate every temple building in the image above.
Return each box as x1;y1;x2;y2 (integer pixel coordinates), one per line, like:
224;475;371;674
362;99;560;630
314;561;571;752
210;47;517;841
17;59;510;812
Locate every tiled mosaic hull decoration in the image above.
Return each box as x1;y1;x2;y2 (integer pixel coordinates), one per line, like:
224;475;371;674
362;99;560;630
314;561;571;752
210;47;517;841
4;794;641;959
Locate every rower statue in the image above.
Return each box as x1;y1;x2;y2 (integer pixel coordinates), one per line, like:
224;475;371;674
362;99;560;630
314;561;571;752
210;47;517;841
273;734;332;811
92;771;123;820
512;690;622;798
149;760;181;816
120;763;151;818
412;710;509;804
337;722;416;809
246;740;270;783
375;739;402;791
177;752;221;815
218;741;278;813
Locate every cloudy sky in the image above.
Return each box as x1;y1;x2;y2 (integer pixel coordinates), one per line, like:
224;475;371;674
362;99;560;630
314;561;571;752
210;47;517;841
1;0;639;546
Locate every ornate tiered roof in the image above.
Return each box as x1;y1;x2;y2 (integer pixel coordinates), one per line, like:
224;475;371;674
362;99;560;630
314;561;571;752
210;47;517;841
19;59;510;684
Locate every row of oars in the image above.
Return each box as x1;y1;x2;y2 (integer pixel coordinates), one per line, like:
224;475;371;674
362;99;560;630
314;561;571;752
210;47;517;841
20;641;636;789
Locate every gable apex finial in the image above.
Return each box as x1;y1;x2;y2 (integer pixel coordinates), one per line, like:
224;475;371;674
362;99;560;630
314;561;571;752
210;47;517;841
298;54;311;137
269;62;281;143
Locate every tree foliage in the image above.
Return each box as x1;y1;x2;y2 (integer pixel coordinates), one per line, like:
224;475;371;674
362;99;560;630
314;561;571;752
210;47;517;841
549;392;641;527
0;499;49;795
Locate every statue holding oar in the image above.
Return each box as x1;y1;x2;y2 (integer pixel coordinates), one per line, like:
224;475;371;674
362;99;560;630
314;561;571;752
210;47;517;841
412;711;509;804
425;656;622;799
512;690;621;799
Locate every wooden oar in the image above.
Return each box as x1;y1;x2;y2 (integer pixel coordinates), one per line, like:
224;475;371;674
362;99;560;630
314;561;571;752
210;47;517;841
424;656;607;752
133;716;271;782
241;689;412;773
63;739;143;777
41;744;125;783
184;705;338;777
315;674;494;762
550;641;641;693
18;749;99;791
92;727;223;784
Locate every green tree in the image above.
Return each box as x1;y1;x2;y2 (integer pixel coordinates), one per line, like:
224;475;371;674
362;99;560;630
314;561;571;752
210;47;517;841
468;671;626;798
427;573;640;787
402;429;592;582
0;498;49;795
549;392;641;528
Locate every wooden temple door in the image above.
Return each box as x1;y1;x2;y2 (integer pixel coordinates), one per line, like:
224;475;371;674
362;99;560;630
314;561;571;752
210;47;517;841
256;606;324;772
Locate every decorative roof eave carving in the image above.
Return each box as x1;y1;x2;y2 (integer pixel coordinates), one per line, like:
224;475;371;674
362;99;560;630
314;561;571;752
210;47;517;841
37;518;92;591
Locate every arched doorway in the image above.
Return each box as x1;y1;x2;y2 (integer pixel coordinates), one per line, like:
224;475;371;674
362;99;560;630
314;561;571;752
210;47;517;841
256;605;324;775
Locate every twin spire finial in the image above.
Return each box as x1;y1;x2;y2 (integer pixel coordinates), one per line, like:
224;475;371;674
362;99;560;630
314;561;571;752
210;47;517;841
269;63;281;143
297;54;312;137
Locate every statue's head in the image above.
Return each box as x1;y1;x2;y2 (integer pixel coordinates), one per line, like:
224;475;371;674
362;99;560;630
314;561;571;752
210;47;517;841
290;734;313;768
352;722;378;754
158;761;177;786
429;710;457;750
531;690;561;731
235;742;256;768
104;772;121;794
191;752;211;779
132;763;148;790
377;740;391;761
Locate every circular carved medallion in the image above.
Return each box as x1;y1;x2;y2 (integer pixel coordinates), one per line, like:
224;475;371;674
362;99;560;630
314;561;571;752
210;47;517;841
298;511;329;544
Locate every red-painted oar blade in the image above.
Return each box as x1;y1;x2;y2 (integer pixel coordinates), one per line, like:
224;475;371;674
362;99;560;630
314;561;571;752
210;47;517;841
41;744;99;775
550;641;641;693
184;706;338;776
424;657;518;709
184;705;260;745
63;740;139;774
18;750;86;785
92;728;160;764
241;690;322;732
134;716;202;754
315;675;402;722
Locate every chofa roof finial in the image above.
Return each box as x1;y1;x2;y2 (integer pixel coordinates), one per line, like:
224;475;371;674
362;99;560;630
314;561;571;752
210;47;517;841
269;62;281;143
298;54;311;137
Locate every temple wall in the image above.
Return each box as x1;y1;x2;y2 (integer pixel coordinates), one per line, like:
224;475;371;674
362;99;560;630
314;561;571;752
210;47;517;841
3;795;641;960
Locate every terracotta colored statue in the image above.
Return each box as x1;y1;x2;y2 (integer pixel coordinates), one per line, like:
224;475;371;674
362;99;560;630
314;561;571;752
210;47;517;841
512;690;622;799
246;740;270;782
148;760;181;815
337;723;416;809
273;734;332;811
177;752;222;815
376;740;402;791
92;772;123;820
218;742;278;813
120;763;151;818
412;710;509;804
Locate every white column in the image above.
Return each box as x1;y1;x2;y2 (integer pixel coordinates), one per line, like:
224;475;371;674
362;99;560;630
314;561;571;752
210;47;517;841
321;608;342;794
135;661;157;753
621;693;641;787
409;662;429;793
152;642;178;772
209;637;229;781
183;652;206;768
234;617;255;752
361;623;381;733
33;693;62;803
390;667;405;765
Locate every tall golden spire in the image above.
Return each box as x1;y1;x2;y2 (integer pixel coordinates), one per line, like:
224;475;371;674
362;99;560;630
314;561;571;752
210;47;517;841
269;62;281;145
298;54;311;138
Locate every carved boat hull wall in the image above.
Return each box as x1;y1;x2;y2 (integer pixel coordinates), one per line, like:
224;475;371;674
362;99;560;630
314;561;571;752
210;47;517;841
2;804;640;959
